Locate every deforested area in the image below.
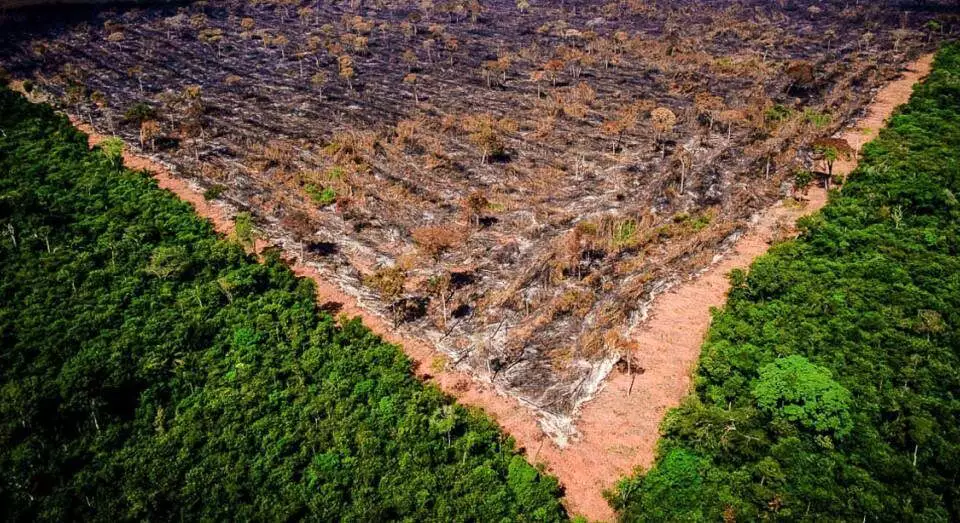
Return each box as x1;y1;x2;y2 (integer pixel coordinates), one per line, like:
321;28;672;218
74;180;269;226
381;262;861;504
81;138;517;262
0;0;952;438
611;43;960;522
0;87;565;521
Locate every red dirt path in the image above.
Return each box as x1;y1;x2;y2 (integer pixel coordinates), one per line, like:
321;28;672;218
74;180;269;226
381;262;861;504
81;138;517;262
46;51;932;521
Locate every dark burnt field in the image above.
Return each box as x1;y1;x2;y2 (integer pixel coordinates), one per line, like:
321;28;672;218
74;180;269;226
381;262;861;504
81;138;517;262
1;0;949;439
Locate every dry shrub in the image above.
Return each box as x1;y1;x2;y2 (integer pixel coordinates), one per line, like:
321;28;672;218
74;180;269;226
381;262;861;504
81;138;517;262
439;113;458;133
461;191;489;225
533;114;557;139
579;326;629;360
199;162;226;181
411;225;465;258
395;118;420;144
529;165;566;193
770;217;796;245
261;139;297;167
280;209;315;240
430;355;449;373
579;329;605;359
325;130;377;167
548;288;594;319
422;137;450;170
363;266;406;298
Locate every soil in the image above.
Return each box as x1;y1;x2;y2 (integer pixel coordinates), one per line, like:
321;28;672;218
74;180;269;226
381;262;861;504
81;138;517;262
30;50;933;520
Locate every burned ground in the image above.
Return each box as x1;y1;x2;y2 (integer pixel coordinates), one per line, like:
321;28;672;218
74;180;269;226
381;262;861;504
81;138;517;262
0;0;948;440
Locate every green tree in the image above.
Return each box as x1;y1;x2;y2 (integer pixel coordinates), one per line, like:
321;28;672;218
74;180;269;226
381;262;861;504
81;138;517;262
99;136;124;170
233;211;255;249
753;355;853;438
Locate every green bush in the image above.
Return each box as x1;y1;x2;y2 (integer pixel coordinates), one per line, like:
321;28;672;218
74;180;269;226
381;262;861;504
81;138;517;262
202;183;227;200
305;183;337;206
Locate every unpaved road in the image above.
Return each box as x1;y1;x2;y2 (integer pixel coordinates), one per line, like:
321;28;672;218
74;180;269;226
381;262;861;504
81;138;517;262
33;51;933;521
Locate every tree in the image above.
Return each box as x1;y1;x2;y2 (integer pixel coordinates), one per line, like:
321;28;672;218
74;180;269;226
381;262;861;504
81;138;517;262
422;38;436;63
481;57;510;88
443;35;459;65
198;27;224;59
561;47;587;80
601;105;638;153
297;6;315;26
462;191;489;226
139;120;161;151
891;28;912;53
785;61;815;92
463;114;505;164
611;44;960;521
164;13;186;39
543;59;564;86
529;70;546;98
280;209;316;261
64;83;87;118
753;355;853;438
403;73;419;103
100;136;124;170
311;71;329;98
272;33;290;59
181;85;204;138
693;92;724;133
793;169;815;198
812;137;853;189
672;143;693;195
0;86;570;523
146;245;190;279
716;109;745;140
467;0;482;22
338;55;356;92
427;271;452;329
107;31;125;50
650;106;677;152
127;65;145;94
233;211;256;250
402;49;419;72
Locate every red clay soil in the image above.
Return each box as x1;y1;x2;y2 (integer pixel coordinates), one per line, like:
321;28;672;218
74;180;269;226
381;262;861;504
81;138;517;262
50;51;932;521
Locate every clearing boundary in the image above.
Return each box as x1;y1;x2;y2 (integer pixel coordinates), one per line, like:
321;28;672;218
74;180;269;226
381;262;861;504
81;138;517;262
18;51;932;520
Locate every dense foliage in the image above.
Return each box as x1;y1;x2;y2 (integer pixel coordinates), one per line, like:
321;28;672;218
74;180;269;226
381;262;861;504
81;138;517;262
612;44;960;521
0;88;565;521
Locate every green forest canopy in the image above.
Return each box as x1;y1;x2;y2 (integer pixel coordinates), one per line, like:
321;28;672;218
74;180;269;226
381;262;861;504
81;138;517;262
612;43;960;522
0;86;565;521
